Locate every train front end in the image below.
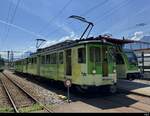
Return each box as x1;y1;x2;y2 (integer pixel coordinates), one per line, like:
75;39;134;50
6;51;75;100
124;49;143;80
74;41;117;93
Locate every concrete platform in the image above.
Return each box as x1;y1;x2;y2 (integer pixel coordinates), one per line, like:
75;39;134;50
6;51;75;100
117;79;150;97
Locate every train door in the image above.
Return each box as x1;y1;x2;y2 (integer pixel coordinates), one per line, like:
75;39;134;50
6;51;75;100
88;45;101;75
102;46;108;77
65;49;72;76
116;52;126;79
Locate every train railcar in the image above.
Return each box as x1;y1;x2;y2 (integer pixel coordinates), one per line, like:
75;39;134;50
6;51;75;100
100;37;142;80
115;47;142;80
0;57;4;72
15;37;117;93
123;49;142;79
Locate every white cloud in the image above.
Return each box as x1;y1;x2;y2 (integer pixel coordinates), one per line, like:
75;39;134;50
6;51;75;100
130;31;144;41
55;22;74;35
41;31;79;48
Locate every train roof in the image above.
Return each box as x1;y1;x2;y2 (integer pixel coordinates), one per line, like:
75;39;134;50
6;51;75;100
34;36;109;55
15;35;136;61
32;35;136;55
100;36;135;45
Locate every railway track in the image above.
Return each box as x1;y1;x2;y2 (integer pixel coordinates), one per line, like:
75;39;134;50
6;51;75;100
0;72;54;113
0;78;13;112
1;70;150;113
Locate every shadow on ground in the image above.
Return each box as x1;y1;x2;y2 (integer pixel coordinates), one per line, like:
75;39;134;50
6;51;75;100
117;79;150;91
14;72;140;110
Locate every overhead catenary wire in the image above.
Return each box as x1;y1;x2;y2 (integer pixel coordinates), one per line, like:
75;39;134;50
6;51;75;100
94;0;129;24
66;0;128;37
38;0;73;34
42;0;123;40
0;0;13;47
92;0;130;36
81;0;109;16
4;0;22;43
45;0;109;38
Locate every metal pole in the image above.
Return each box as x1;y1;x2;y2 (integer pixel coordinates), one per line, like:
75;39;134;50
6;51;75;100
67;86;70;103
79;23;91;40
7;51;10;68
142;52;144;74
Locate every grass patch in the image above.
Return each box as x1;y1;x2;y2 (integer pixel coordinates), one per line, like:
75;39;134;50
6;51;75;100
18;103;54;113
18;103;43;113
0;107;14;113
0;104;55;113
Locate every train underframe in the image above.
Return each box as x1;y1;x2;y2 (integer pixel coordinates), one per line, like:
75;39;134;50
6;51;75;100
14;71;117;94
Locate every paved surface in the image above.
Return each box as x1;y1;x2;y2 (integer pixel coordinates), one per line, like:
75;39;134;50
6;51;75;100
52;79;150;113
52;100;144;113
144;73;150;79
117;79;150;97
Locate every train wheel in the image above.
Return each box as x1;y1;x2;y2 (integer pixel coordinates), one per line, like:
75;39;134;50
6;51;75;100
75;86;88;93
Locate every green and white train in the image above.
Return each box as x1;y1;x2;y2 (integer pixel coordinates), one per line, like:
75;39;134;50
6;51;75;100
0;57;4;72
115;47;142;80
14;36;142;93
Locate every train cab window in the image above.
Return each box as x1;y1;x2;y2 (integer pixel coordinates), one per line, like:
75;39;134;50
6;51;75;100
46;55;50;64
125;52;137;65
90;47;101;63
108;48;116;62
78;48;86;63
59;52;63;64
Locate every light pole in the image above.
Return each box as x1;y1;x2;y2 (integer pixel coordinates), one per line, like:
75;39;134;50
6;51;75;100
69;15;94;40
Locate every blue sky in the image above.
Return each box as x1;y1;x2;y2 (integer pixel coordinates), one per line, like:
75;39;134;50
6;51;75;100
0;0;150;58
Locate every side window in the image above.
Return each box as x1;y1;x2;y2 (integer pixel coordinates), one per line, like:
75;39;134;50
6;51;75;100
46;55;50;64
78;48;86;63
53;53;57;64
41;56;45;64
59;52;63;64
29;58;31;64
33;57;37;64
51;53;57;64
34;57;37;64
26;59;28;64
31;58;34;64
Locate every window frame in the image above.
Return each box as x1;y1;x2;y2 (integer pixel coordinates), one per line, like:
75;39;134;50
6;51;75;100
59;52;64;64
78;47;86;64
90;47;101;63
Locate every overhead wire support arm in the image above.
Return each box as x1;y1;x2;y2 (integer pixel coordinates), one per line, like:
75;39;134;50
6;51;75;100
69;15;94;40
36;39;46;49
80;22;94;40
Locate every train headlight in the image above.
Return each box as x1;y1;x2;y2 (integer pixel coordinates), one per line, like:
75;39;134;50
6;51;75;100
92;70;96;74
113;69;116;73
